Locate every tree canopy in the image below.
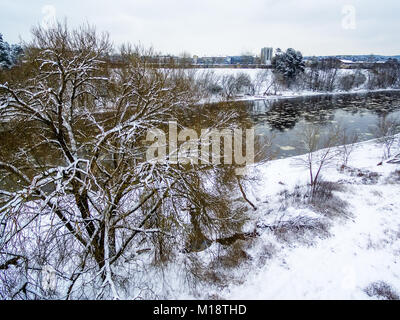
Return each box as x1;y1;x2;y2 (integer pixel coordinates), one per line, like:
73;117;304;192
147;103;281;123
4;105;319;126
272;48;305;86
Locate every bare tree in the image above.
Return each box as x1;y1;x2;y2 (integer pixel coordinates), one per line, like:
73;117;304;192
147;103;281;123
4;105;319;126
195;70;223;98
302;57;341;92
367;59;400;89
374;115;400;160
296;125;341;196
220;74;238;100
219;73;255;100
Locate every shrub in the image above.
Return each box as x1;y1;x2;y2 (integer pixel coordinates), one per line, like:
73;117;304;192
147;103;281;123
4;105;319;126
365;281;400;300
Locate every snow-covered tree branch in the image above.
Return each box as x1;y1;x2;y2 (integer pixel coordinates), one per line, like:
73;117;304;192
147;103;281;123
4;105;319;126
0;22;249;300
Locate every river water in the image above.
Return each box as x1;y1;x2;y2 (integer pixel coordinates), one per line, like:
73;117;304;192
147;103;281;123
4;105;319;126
245;91;400;159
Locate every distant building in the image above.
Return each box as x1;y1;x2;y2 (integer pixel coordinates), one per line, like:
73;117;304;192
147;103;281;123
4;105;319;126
261;47;273;65
228;55;255;65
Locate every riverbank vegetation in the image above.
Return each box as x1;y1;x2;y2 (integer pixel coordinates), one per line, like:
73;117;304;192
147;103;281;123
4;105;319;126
0;22;257;299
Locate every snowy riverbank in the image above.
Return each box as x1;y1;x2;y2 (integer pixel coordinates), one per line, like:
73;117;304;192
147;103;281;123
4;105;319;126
194;67;400;104
136;135;400;300
218;135;400;300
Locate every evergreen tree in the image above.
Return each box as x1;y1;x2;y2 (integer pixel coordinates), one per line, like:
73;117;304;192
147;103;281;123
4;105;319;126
0;33;22;69
272;48;305;87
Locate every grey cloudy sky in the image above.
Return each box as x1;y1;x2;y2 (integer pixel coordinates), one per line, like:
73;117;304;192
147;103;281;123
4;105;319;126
1;0;399;56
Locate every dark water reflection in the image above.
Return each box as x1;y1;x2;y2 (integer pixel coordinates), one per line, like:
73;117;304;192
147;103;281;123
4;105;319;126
244;91;400;159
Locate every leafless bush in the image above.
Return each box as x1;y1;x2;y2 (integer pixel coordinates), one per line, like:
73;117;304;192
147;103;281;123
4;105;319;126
181;253;227;292
270;215;330;244
256;243;276;267
278;180;347;218
253;70;269;95
258;179;348;248
220;74;238;99
341;166;381;185
385;169;400;184
0;22;250;299
365;281;400;300
235;72;255;95
367;60;400;89
216;240;251;269
302;58;341;92
311;180;341;202
339;128;359;168
309;180;349;219
220;72;254;99
338;71;367;91
265;72;283;96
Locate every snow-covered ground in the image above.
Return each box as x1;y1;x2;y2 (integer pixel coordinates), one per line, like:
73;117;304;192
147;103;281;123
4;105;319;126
217;135;400;300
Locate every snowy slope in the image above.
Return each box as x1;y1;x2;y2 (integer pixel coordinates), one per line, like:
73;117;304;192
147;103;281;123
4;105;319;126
221;136;400;300
138;135;400;300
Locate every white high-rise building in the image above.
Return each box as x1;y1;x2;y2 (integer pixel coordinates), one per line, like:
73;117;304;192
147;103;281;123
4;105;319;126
261;47;273;65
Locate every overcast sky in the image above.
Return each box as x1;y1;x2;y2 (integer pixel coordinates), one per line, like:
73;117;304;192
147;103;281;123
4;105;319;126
1;0;399;57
